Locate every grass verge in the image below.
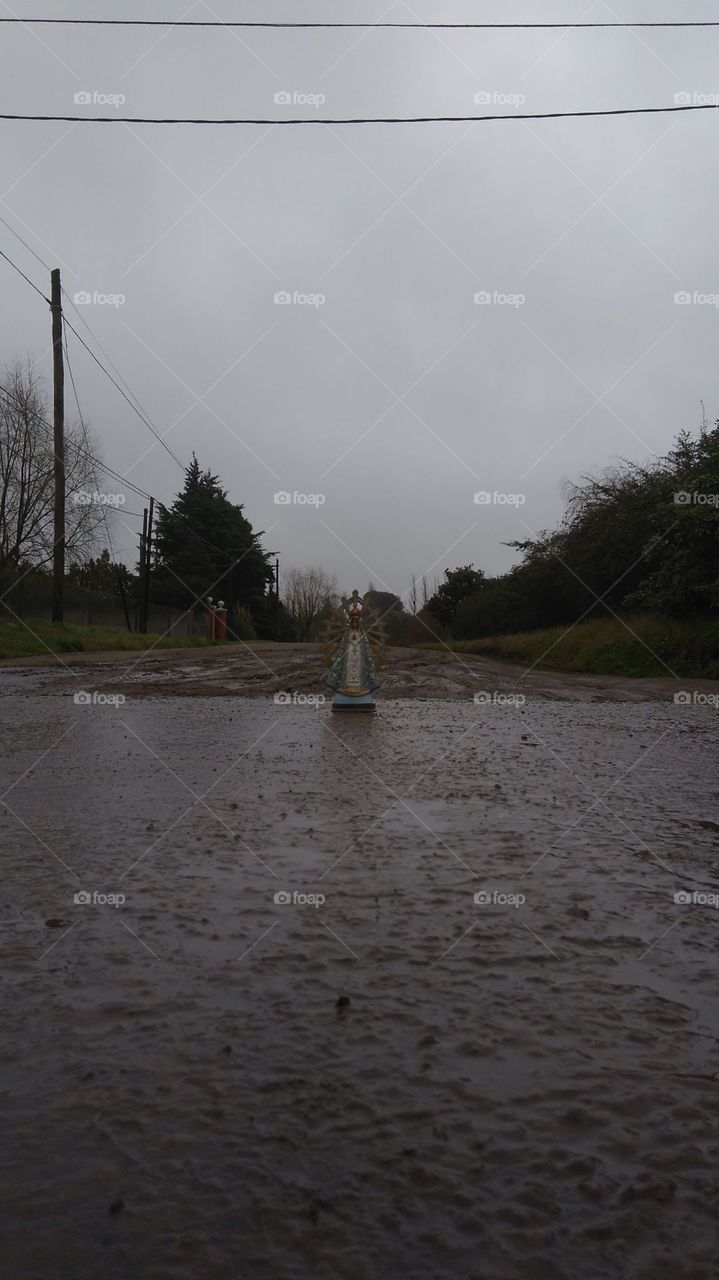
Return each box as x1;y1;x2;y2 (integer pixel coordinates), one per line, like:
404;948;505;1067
0;620;216;660
447;615;719;679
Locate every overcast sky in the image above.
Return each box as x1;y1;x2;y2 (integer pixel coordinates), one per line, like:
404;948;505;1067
1;0;718;602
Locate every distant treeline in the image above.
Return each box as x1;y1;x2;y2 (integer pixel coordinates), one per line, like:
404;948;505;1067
431;425;719;639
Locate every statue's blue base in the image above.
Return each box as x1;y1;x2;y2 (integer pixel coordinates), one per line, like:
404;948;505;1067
331;692;376;712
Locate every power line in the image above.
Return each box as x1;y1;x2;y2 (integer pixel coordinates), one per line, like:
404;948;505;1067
0;265;270;571
63;322;86;435
0;282;265;570
1;104;718;126
62;290;159;427
63;324;131;577
0;213;158;430
0;211;51;276
0;381;255;568
0;235;186;472
1;17;718;28
0;380;152;503
61;315;185;470
0;246;50;301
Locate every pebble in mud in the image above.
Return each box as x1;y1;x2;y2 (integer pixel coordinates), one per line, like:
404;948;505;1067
619;1178;677;1204
336;995;351;1011
308;1196;332;1224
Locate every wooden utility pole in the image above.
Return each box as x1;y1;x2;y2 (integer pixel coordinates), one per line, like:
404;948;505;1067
139;508;148;631
116;565;132;632
140;496;154;633
275;556;280;640
50;268;65;622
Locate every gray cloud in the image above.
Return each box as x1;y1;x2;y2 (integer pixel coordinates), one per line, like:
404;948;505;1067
1;0;718;594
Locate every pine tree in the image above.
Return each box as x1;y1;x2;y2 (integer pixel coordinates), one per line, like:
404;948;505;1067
153;456;273;617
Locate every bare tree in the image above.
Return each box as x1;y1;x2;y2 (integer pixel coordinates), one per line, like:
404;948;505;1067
283;565;337;640
409;573;418;615
0;360;104;593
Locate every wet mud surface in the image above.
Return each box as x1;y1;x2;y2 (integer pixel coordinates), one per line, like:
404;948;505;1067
1;646;718;1278
6;639;719;703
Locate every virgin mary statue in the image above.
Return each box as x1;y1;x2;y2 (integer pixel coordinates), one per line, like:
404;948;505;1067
323;590;386;710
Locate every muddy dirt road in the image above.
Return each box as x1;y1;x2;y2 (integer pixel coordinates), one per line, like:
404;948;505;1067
6;639;719;702
2;645;718;1279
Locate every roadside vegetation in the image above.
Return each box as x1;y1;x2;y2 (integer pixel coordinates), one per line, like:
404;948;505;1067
0;621;217;660
422;423;719;677
448;615;719;679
